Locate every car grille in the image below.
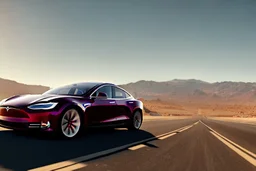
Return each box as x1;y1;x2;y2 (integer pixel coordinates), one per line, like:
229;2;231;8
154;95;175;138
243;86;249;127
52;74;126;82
0;107;29;118
0;120;29;129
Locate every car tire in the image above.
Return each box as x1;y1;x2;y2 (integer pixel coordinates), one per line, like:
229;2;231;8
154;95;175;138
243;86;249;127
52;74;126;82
58;108;82;139
128;110;143;130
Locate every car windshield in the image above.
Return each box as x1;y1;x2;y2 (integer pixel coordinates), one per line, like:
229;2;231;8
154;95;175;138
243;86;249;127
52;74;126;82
43;83;100;96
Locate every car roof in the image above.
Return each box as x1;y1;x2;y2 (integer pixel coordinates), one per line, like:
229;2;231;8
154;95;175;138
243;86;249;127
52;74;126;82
72;82;116;87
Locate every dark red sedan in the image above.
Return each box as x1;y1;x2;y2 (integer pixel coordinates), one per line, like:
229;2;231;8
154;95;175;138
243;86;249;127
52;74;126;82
0;82;143;138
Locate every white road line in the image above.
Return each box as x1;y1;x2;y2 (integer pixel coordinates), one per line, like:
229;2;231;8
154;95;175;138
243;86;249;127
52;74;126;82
210;131;256;167
201;120;256;167
200;120;256;158
29;122;198;171
158;133;177;140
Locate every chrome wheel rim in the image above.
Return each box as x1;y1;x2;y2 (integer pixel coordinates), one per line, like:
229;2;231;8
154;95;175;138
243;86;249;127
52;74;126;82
61;109;81;138
134;112;142;129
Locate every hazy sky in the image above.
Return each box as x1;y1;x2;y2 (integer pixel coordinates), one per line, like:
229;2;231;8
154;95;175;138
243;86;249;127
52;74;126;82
0;0;256;87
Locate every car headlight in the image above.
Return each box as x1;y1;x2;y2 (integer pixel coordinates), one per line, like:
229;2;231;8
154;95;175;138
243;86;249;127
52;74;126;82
0;99;7;105
28;102;58;110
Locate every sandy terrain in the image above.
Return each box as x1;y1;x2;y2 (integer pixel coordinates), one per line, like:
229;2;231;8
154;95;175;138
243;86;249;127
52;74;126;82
208;117;256;125
143;115;194;121
141;99;197;116
196;103;256;117
141;99;256;118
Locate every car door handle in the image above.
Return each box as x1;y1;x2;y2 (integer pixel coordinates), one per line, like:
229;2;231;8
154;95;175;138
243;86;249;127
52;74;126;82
109;101;115;104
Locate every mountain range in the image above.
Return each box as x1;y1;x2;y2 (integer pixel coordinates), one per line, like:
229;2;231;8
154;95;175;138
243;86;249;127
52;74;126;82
1;77;256;104
120;79;256;104
0;78;50;100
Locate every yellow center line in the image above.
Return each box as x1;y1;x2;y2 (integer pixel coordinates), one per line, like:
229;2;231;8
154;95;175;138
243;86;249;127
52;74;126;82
128;144;147;150
158;132;177;140
29;121;198;171
54;163;88;171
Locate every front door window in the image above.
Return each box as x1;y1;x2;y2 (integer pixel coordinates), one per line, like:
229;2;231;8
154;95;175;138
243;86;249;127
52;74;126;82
92;86;112;98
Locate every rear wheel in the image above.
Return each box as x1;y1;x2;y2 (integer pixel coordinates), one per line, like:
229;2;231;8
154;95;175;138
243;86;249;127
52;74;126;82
128;111;142;130
59;108;82;138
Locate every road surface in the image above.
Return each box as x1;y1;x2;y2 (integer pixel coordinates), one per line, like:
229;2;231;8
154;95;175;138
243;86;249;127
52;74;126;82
0;116;255;171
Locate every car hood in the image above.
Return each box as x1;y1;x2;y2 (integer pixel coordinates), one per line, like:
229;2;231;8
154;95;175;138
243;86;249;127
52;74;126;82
0;94;84;107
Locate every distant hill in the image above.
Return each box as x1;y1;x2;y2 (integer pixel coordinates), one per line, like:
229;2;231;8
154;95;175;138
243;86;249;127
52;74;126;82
0;78;50;100
119;79;256;104
1;77;256;104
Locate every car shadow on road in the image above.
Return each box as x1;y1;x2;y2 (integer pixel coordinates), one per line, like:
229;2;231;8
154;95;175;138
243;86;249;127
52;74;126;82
0;128;157;171
143;142;158;148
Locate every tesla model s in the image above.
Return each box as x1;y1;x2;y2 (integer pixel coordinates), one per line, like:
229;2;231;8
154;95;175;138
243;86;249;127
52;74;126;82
0;82;143;138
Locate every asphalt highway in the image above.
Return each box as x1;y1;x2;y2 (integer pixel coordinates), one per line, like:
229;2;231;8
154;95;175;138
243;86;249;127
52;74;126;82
0;116;255;171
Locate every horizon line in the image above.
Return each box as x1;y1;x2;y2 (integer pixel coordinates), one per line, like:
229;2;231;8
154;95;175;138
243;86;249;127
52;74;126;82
1;77;256;88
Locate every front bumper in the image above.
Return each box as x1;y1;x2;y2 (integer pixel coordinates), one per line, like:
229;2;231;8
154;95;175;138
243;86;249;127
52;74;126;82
0;119;50;130
0;107;58;131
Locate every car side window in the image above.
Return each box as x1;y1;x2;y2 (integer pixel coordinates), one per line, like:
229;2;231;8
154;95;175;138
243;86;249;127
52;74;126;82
125;92;131;98
74;88;84;95
58;88;70;94
113;87;128;99
92;86;112;98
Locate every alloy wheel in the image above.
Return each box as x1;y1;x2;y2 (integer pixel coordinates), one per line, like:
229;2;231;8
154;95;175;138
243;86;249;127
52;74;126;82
61;109;81;138
133;111;142;129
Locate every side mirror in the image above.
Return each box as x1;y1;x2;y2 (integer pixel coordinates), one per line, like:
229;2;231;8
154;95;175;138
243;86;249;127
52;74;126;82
96;92;108;99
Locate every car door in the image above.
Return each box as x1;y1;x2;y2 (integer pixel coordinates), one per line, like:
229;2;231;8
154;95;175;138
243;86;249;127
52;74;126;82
112;87;133;121
87;85;117;125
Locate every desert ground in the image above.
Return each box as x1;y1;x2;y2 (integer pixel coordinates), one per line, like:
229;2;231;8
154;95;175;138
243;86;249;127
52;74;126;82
141;99;256;118
1;80;256;171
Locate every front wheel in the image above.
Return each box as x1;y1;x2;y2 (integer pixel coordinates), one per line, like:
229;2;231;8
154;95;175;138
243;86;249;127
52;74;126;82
59;108;82;138
128;111;143;130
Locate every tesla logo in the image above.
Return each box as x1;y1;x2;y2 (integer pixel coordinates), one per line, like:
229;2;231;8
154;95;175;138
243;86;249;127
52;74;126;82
6;106;10;112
